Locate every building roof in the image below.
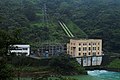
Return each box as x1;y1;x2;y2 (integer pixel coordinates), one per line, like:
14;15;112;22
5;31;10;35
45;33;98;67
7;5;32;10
10;45;30;48
70;39;102;41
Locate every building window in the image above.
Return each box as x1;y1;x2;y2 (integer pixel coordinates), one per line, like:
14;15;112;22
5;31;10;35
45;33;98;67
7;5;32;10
98;43;100;45
95;47;96;50
83;53;86;56
93;47;96;50
89;43;91;45
93;43;96;45
23;48;28;50
89;52;91;55
79;53;81;56
83;47;87;51
79;47;81;51
83;47;85;51
98;52;99;55
89;47;91;50
79;43;81;46
98;47;99;50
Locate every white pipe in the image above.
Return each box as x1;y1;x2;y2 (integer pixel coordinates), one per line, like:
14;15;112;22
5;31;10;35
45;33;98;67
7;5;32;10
58;21;71;37
62;22;74;37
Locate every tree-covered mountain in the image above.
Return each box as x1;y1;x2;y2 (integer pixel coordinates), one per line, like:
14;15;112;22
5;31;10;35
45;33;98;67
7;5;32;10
0;0;120;54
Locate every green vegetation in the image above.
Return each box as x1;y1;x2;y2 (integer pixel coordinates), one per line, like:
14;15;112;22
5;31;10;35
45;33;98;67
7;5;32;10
108;58;120;69
0;58;14;80
8;54;86;76
64;20;87;38
0;0;120;79
49;54;86;75
0;19;22;80
32;76;78;80
0;0;120;54
2;53;87;79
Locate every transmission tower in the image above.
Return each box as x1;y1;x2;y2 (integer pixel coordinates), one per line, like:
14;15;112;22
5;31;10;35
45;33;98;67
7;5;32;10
43;3;48;27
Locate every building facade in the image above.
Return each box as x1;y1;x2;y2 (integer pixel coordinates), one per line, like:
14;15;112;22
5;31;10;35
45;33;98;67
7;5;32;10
9;45;30;56
37;43;66;57
67;39;102;57
67;39;103;66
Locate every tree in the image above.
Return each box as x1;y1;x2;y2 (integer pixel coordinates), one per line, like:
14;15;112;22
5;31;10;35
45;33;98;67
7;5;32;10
0;29;22;80
0;58;14;80
0;30;10;56
49;54;86;75
22;0;36;21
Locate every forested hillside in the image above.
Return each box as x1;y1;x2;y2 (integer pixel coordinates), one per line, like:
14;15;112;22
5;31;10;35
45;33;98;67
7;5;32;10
0;0;120;54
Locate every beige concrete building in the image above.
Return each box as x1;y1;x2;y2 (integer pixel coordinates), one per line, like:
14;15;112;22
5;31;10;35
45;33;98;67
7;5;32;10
67;39;102;57
67;39;103;66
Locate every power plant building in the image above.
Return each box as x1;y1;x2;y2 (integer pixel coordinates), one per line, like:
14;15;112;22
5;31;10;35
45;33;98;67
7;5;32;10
67;39;103;66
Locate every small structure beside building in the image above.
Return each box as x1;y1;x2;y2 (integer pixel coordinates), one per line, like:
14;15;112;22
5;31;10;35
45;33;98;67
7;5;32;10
37;43;66;57
9;45;30;56
67;39;103;66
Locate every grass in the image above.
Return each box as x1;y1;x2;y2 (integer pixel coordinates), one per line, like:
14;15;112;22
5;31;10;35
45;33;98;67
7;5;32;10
14;78;32;80
65;20;88;38
108;58;120;69
14;66;50;72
